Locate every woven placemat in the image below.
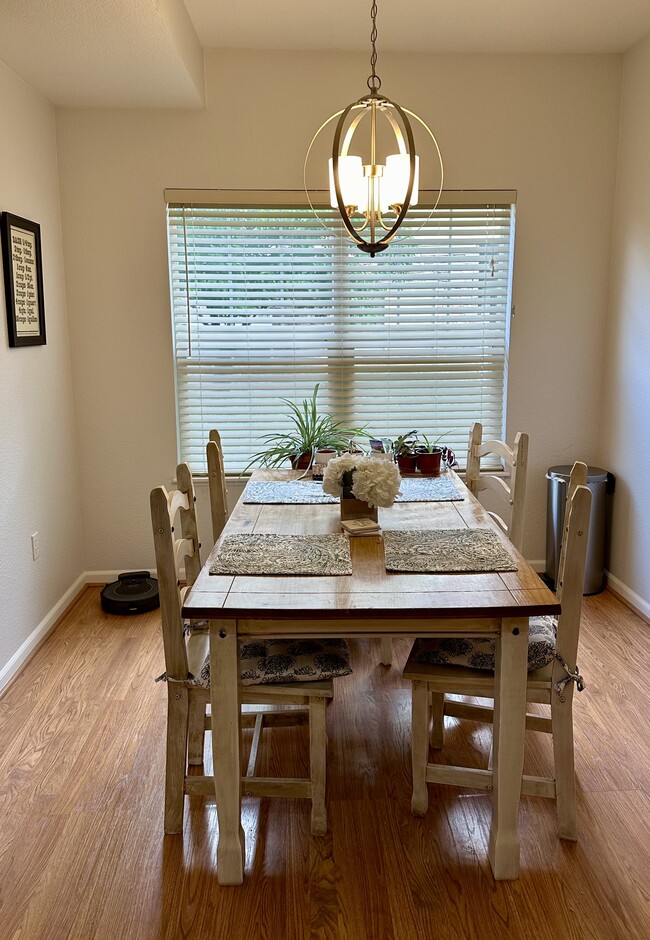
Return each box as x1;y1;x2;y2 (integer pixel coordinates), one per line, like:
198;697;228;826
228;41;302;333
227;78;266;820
395;477;463;502
384;529;518;573
209;533;352;576
243;481;337;504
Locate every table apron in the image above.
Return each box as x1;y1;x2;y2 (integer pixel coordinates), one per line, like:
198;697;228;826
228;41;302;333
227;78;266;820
210;615;506;638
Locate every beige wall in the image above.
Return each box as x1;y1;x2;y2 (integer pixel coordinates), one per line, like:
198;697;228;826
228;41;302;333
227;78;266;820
600;34;650;612
55;49;622;570
0;62;84;683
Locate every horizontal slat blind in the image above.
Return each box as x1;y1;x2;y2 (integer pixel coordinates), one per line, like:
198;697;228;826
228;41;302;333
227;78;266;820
167;202;514;473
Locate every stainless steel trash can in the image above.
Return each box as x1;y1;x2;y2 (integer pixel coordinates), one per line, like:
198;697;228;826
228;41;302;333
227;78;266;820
545;465;612;595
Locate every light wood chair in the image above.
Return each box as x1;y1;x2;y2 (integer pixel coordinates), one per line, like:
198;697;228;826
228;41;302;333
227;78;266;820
151;461;343;837
465;421;529;552
379;423;530;670
207;428;228;542
403;462;591;840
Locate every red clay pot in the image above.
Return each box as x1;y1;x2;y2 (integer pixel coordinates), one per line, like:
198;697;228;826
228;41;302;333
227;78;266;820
415;450;442;475
396;455;417;473
290;453;312;470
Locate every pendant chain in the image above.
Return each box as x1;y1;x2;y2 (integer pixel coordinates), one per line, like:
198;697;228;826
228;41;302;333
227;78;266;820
367;0;382;92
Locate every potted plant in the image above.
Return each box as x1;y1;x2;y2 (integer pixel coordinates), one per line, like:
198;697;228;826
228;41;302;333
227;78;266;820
390;431;419;473
311;447;337;481
415;433;458;475
246;385;367;471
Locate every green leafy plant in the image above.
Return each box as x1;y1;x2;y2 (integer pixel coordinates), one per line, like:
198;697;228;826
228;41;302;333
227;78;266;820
416;432;458;467
246;385;367;470
416;432;446;454
390;430;419;457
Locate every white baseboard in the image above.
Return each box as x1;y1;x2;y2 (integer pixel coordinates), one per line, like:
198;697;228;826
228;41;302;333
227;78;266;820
528;559;545;573
605;570;650;621
0;572;87;695
84;570;157;583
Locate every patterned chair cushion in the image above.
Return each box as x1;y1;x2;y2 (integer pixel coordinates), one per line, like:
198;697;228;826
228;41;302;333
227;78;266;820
182;624;352;688
238;638;352;686
409;616;557;673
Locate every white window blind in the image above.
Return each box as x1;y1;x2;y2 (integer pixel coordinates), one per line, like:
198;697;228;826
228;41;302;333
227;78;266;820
167;198;515;474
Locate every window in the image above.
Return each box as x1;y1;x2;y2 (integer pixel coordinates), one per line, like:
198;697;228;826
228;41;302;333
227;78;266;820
166;192;515;473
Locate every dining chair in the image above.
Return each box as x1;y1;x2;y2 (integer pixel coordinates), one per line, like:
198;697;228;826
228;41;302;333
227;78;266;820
151;461;352;836
379;424;530;670
207;428;228;542
465;421;529;552
403;462;590;840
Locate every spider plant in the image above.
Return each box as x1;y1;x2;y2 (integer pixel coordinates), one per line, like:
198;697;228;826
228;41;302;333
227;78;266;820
246;385;367;471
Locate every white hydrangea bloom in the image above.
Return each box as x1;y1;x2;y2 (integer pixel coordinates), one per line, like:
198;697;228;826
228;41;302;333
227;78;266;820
351;457;402;508
322;454;362;497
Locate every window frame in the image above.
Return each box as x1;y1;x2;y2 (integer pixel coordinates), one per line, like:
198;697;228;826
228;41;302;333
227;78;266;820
165;189;517;475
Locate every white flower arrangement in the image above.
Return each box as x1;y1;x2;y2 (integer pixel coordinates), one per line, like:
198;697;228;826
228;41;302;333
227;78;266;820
322;455;402;508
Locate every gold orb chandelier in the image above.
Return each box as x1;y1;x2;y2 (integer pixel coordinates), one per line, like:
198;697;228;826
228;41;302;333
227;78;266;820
305;0;443;257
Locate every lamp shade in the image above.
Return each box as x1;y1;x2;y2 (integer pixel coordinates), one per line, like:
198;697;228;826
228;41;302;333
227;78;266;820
380;154;419;213
328;156;367;212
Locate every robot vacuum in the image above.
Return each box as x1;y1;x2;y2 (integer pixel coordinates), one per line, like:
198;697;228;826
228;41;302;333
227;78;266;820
100;571;160;615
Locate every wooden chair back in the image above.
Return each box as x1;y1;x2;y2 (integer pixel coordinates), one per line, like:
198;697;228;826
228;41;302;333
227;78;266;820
207;429;228;543
465;421;529;552
150;462;201;681
553;462;591;675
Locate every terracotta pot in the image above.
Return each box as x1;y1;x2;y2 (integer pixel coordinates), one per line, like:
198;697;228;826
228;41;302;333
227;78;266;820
290;452;312;470
396;455;417;473
415;450;442;475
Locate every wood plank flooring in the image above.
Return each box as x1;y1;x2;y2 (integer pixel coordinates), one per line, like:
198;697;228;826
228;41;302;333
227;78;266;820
1;587;649;938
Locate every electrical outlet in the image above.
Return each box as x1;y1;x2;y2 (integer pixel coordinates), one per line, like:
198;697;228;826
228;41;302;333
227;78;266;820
31;532;40;561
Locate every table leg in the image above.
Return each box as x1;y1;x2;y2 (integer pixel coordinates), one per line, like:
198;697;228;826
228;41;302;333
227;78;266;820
210;619;245;885
488;616;528;880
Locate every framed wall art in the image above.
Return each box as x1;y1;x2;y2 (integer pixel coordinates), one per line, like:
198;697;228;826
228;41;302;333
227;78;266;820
1;212;46;347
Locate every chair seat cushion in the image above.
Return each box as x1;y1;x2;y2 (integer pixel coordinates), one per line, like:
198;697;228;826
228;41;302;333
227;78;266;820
238;638;352;686
183;624;352;687
408;616;557;673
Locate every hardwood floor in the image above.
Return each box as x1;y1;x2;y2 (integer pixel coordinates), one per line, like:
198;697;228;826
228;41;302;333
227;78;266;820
1;587;649;938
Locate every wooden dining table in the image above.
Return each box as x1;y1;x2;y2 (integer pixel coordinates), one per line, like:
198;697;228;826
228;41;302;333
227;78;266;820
182;468;560;885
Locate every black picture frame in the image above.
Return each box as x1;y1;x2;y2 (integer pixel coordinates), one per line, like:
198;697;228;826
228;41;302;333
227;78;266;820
1;212;46;347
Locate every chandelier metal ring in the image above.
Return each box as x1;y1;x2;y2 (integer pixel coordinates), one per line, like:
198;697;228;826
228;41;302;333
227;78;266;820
331;95;416;254
304;0;444;256
303;99;444;254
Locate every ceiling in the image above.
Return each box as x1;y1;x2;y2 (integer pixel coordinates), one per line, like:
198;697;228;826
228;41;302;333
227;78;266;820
0;0;204;108
186;0;650;56
1;0;649;108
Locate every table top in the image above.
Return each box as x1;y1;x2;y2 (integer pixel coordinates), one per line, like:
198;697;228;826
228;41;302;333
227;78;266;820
183;469;559;626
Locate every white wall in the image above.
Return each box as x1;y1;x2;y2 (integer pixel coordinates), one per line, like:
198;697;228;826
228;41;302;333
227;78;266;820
55;50;622;569
0;62;84;682
600;33;650;612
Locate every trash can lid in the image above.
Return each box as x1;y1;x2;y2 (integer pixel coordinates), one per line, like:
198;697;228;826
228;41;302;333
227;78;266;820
547;465;609;484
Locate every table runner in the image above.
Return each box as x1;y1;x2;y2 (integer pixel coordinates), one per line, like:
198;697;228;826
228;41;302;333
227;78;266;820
396;477;462;502
243;481;338;504
383;529;518;573
209;533;353;576
242;476;463;505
